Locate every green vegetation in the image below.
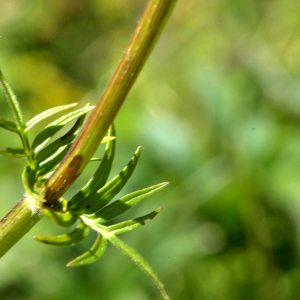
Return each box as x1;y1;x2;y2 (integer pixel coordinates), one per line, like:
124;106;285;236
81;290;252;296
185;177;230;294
0;0;176;299
1;0;300;300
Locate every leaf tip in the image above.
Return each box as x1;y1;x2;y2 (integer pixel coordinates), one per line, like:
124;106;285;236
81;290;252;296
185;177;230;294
155;206;165;214
33;235;46;243
134;146;142;157
159;182;169;188
66;259;86;267
66;262;74;267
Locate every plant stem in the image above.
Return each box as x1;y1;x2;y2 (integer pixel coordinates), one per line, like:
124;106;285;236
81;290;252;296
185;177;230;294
0;0;177;257
0;69;35;166
40;0;178;205
0;196;42;258
0;69;24;129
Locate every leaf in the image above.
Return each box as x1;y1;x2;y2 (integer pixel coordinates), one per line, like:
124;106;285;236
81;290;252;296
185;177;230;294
67;233;108;267
91;182;168;223
37;145;70;178
35;115;84;180
0;68;24;128
32;105;94;152
68;125;116;212
0;147;25;158
25;103;78;131
101;136;115;144
0;117;18;133
108;235;170;300
89;158;102;162
22;165;37;196
83;146;141;215
104;207;164;235
60;198;68;211
34;222;89;247
41;209;78;228
35;115;85;165
36;171;54;184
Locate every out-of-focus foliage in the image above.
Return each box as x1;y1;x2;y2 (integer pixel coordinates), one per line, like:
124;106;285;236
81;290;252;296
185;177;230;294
1;0;300;299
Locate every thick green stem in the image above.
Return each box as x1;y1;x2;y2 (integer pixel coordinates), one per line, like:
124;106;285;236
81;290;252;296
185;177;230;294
40;0;177;205
0;196;42;258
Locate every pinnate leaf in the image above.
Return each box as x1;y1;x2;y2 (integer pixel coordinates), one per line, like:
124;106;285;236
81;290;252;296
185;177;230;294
67;233;107;267
22;165;37;196
89;158;102;162
0;147;25;158
68;125;115;212
41;209;78;228
25;103;78;131
37;145;70;179
0;117;18;133
82;146;141;215
107;235;169;300
0;68;24;128
36;116;85;164
32;105;94;152
103;207;164;235
91;182;168;223
100;136;115;144
34;222;89;247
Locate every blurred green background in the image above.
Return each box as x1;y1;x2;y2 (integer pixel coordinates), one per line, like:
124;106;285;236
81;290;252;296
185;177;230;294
1;0;300;299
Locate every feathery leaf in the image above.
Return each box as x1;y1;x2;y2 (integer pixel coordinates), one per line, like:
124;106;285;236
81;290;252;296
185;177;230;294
25;103;78;131
34;222;89;247
67;233;107;267
91;182;168;223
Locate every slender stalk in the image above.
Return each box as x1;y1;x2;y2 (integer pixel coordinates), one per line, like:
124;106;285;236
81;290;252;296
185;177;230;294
40;0;177;205
0;69;24;128
0;69;35;166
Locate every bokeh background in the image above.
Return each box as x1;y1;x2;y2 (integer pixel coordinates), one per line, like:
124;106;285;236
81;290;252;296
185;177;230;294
1;0;300;299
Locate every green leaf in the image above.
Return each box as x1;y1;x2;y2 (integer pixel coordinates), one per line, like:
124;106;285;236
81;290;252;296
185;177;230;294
37;145;70;179
25;103;78;131
0;68;24;128
91;182;168;223
100;136;115;144
67;233;108;267
89;158;102;162
108;235;170;300
83;146;141;215
36;116;84;182
104;207;164;235
68;125;115;212
36;115;85;164
0;117;18;133
60;198;68;211
22;165;37;196
36;131;112;185
0;147;25;158
36;171;54;184
41;209;78;228
35;115;86;185
34;222;89;247
32;105;94;152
